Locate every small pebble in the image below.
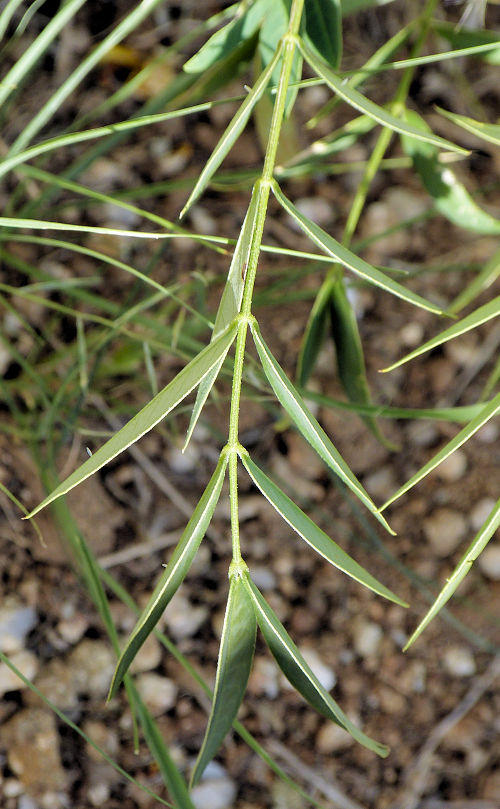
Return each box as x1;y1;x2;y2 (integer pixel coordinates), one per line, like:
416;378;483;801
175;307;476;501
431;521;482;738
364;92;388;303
423;508;467;557
251;567;276;591
364;467;396;502
408;421;439;448
163;595;208;640
282;648;335;692
136;673;177;714
0;650;38;697
316;720;355;753
248;657;280;699
476;422;499;443
191;763;236;809
434;450;467;482
353;621;383;658
478;544;500;581
0;603;37;653
470;498;496;531
290;197;335;231
444;646;476;677
130;634;162;674
400;322;424;347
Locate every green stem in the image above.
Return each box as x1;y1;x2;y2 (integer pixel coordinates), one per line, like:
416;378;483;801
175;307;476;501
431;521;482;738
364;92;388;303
227;0;305;565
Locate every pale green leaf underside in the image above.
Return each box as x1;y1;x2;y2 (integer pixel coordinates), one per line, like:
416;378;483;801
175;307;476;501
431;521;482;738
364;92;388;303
380;392;500;511
180;46;282;217
241;451;406;605
272;182;443;314
191;575;256;785
299;37;468;155
109;455;228;699
244;576;389;757
383;295;500;372
436;106;500;147
25;325;237;519
250;320;395;535
404;497;500;651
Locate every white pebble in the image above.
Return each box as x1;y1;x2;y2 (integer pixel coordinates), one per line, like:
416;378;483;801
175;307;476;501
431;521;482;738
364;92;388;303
136;673;177;714
478;544;500;581
191;775;236;809
444;646;476;677
163;595;208;640
470;498;496;531
353;621;383;658
423;508;467;557
434;451;467;482
0;604;37;653
251;567;276;591
0;650;38;697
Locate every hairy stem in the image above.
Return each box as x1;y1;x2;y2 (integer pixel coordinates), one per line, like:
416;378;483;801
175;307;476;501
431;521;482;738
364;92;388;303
227;0;305;564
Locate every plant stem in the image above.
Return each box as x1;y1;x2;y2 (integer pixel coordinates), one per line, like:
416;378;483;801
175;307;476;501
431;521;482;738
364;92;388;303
227;0;305;565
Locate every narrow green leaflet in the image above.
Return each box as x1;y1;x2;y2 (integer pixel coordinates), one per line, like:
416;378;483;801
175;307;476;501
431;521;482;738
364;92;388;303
404;497;500;651
296;276;332;387
383;296;500;372
191;573;256;786
184;1;263;73
380;392;500;511
184;184;261;449
251;320;395;534
436;106;500;148
303;0;342;68
180;46;281;218
109;455;228;698
449;249;500;315
241;451;405;604
244;576;389;757
299;37;468;154
301;388;491;424
401;110;500;236
432;20;500;65
329;276;394;448
341;0;396;14
272;182;443;314
25;325;237;519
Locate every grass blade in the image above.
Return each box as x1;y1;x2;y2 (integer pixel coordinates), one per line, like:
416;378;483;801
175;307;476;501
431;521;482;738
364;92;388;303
299;37;468;155
404;497;500;651
436;106;500;147
449;248;500;315
401;110;500;235
0;651;174;808
251;320;395;534
9;0;165;154
383;296;500;372
183;183;261;448
0;0;86;109
303;0;342;69
25;324;237;518
180;46;282;218
191;572;256;786
241;450;406;605
109;455;228;698
432;20;500;66
380;392;500;510
272;182;444;314
244;576;389;757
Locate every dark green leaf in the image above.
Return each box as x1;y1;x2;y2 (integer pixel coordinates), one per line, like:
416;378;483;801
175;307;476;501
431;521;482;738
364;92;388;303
303;0;342;69
296;276;331;387
191;572;256;785
329;275;395;448
436;106;500;148
109;455;228;698
244;576;389;757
